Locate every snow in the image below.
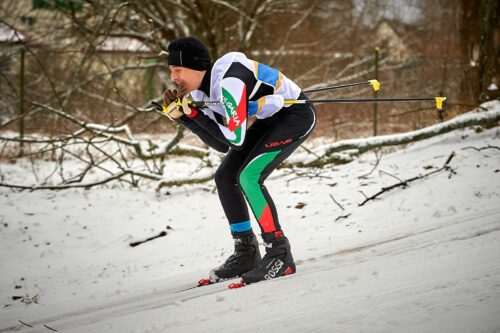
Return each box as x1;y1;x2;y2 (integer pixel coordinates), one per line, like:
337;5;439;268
488;83;498;91
1;105;500;332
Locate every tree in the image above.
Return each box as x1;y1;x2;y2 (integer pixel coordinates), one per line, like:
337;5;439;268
459;0;500;104
2;0;492;191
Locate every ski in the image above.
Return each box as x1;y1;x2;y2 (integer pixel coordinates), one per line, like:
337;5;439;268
174;277;238;293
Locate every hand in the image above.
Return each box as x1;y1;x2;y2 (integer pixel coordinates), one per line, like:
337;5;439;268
166;100;184;119
176;84;188;99
167;94;195;119
163;88;178;106
177;85;193;115
163;85;190;120
163;85;188;105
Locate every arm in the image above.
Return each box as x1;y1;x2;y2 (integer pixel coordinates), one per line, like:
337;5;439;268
163;86;229;153
187;77;249;150
175;115;229;153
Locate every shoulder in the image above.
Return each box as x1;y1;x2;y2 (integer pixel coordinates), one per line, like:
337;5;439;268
214;52;249;69
211;52;253;86
214;52;254;79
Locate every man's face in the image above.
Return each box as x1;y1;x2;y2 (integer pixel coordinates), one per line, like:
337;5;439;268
169;66;201;92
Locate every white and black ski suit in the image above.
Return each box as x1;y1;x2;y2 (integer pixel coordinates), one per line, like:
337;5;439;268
177;52;316;238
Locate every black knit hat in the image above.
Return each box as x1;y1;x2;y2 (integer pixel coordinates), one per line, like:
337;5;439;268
167;37;211;71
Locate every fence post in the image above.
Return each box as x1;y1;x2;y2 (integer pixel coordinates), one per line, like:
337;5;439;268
19;48;25;157
373;46;379;136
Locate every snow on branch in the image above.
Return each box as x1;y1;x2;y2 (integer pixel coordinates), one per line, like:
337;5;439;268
287;102;500;167
0;101;214;190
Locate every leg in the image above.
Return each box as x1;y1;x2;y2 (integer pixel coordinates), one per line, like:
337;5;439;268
212;157;262;279
238;102;316;239
214;151;251;232
212;98;316;282
210;123;271;280
214;118;271;232
239;102;316;283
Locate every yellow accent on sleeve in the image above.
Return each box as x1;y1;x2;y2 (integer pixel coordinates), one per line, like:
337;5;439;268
257;96;266;114
276;72;284;90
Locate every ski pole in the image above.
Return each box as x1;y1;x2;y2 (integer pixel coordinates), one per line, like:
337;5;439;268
180;97;447;111
284;97;447;110
151;96;447;114
151;80;380;113
303;79;380;94
150;101;172;117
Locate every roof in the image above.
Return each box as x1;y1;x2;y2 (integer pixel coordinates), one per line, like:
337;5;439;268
96;37;152;53
0;21;26;43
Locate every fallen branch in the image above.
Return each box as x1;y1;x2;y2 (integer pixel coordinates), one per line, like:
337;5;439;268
329;193;345;211
358;150;383;179
284;169;332;186
288;107;500;167
379;170;405;183
0;171;132;191
155;173;216;193
1;106;496;191
335;213;351;222
358;151;456;206
129;231;167;247
462;144;500;152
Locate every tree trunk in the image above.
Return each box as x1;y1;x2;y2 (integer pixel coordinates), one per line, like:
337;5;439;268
459;0;500;104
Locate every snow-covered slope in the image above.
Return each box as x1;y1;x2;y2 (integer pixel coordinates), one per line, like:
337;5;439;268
0;110;499;332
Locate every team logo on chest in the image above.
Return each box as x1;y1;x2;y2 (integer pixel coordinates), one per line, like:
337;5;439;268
221;78;247;132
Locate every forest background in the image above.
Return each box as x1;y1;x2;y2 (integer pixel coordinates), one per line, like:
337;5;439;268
0;0;498;189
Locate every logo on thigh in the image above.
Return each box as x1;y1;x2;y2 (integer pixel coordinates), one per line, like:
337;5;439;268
265;138;292;148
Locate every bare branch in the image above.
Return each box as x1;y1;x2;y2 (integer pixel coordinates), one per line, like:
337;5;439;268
329;193;345;211
359;152;456;206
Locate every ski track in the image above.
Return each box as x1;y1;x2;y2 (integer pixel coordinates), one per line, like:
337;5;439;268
2;207;499;333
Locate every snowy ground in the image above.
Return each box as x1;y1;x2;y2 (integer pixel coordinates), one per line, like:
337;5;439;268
0;110;499;332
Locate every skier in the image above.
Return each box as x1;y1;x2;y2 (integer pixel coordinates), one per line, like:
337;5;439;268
162;37;316;284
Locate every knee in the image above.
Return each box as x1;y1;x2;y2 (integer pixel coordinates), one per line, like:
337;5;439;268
238;169;258;194
215;165;238;190
238;172;248;192
214;166;226;188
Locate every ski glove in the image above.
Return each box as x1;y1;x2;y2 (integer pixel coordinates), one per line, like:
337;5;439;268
162;85;191;120
163;85;187;105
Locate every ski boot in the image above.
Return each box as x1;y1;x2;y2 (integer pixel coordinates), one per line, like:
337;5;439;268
210;230;261;281
241;231;296;284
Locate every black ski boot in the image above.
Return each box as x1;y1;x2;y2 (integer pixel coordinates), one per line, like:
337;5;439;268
241;231;296;284
210;230;261;281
